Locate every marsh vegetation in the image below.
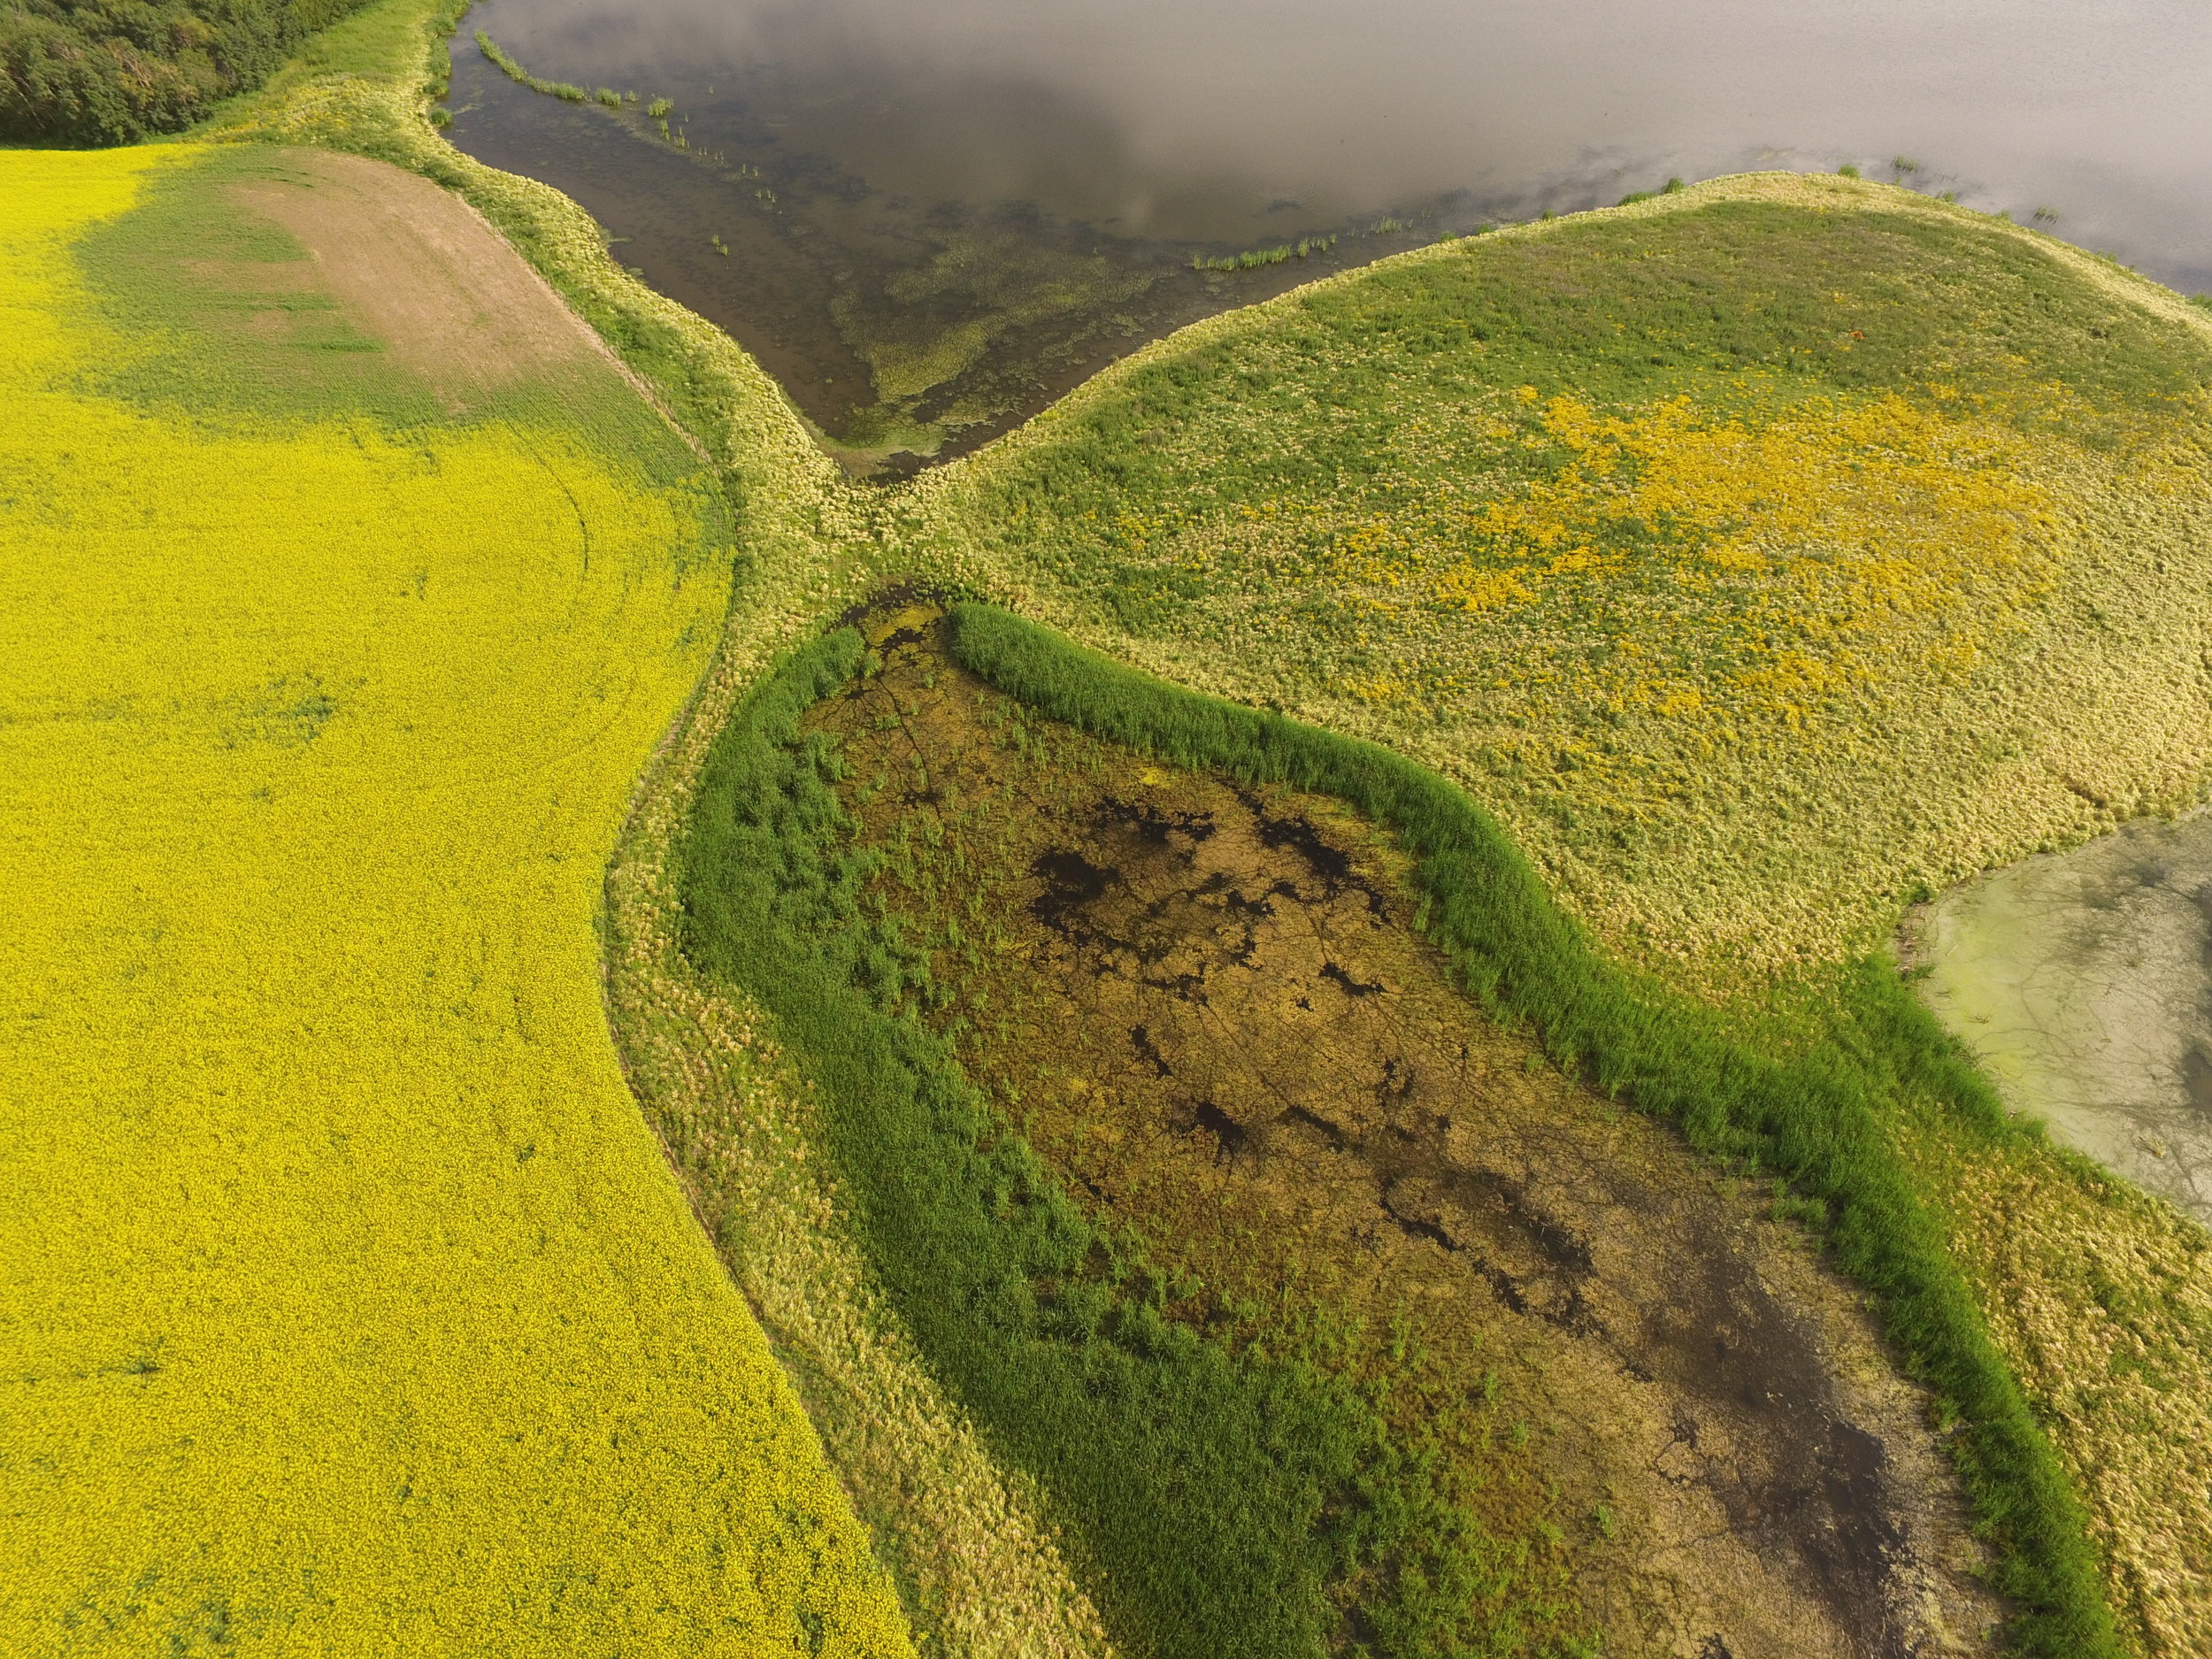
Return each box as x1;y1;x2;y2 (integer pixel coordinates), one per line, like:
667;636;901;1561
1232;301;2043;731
446;29;1447;467
685;597;2003;1657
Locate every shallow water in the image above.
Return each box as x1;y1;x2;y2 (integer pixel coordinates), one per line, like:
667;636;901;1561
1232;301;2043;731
1916;811;2212;1226
446;0;2212;463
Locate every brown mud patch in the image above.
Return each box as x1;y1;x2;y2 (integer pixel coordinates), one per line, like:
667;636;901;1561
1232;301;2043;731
810;602;2002;1658
225;149;605;401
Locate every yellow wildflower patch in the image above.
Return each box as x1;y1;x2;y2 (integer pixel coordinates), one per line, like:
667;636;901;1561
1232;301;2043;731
0;148;911;1656
1317;390;2055;728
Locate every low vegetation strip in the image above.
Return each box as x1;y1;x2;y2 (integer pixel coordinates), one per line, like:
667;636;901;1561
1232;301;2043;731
473;29;585;102
602;590;1121;1658
0;144;910;1655
0;0;375;142
942;601;2116;1658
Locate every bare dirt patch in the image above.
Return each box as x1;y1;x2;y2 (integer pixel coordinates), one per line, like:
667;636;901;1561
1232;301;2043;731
227;148;603;398
812;601;2003;1659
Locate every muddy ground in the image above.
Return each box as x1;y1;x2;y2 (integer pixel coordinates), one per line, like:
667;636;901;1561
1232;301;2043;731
809;603;2000;1659
224;149;609;404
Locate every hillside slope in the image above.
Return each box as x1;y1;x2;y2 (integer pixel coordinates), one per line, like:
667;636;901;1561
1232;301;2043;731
919;176;2212;985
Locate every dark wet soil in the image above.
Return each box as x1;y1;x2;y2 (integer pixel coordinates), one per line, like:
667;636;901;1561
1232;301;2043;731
810;602;2000;1657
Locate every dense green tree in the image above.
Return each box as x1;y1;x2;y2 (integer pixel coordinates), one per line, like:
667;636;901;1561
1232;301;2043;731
1;0;365;143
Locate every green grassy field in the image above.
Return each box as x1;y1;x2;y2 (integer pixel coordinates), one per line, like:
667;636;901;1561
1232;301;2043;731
917;177;2212;990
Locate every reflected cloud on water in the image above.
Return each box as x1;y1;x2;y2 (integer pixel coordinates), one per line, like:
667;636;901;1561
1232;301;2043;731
447;0;2212;462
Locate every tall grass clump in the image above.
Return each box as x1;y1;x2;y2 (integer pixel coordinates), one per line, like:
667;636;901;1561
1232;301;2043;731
939;601;2123;1659
1192;234;1337;273
474;31;584;100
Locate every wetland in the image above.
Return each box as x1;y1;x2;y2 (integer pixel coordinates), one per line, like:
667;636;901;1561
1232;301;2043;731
444;0;2212;469
690;596;2004;1658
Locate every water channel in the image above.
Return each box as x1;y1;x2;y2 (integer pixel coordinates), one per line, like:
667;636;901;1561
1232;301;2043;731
1915;812;2212;1226
444;0;2212;469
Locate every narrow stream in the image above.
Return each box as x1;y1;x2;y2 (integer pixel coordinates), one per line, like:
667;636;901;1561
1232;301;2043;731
1915;811;2212;1225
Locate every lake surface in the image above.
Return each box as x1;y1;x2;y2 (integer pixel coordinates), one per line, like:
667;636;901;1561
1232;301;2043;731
445;0;2212;466
1916;812;2212;1226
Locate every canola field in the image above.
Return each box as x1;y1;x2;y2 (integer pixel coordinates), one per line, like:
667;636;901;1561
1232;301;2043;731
0;145;911;1656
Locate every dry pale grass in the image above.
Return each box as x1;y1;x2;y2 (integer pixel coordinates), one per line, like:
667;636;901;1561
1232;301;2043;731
1902;1111;2212;1655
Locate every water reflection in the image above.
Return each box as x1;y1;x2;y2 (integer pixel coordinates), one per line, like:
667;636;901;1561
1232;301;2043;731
446;0;2212;464
1916;813;2212;1227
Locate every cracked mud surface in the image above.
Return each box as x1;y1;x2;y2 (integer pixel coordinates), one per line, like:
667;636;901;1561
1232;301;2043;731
1912;811;2212;1225
814;603;1999;1657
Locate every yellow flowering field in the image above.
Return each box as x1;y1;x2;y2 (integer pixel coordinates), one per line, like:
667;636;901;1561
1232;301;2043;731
0;145;912;1657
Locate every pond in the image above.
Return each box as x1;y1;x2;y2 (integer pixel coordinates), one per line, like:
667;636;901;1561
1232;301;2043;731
1913;811;2212;1227
444;0;2212;470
